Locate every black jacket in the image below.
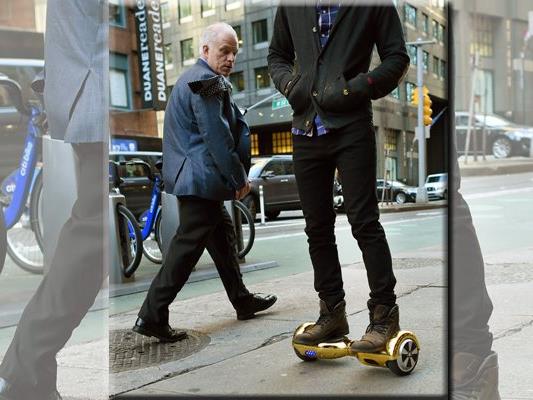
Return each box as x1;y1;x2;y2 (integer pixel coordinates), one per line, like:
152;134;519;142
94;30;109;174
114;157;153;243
267;2;410;132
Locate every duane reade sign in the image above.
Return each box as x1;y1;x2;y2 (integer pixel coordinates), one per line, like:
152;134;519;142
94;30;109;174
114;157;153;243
134;0;168;110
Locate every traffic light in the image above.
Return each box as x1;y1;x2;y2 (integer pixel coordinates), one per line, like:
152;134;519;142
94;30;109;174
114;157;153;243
422;86;432;126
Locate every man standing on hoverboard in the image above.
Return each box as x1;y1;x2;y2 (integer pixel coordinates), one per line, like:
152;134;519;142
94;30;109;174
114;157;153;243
268;2;409;352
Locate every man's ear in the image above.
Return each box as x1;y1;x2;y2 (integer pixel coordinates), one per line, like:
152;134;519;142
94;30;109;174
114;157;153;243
201;45;209;58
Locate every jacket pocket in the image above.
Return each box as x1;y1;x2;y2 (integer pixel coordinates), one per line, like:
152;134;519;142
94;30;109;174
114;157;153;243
286;73;308;114
320;73;370;112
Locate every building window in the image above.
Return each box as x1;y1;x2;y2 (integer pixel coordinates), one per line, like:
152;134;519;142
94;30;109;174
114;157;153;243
405;82;416;103
272;131;293;154
432;20;439;40
109;0;125;27
439;24;445;42
254;66;270;89
252;19;268;45
201;0;215;17
230;71;245;92
390;86;400;100
439;60;446;79
233;25;243;47
422;13;429;35
423;51;429;72
407;45;417;65
180;38;195;66
404;4;417;27
179;0;192;21
470;16;493;57
110;53;131;109
433;56;440;76
251;133;259;156
164;44;174;70
226;0;241;11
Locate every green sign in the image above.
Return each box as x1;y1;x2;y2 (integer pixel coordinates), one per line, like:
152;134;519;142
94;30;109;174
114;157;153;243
272;97;290;110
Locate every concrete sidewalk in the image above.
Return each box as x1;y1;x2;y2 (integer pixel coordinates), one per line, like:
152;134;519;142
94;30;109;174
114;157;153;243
106;257;446;398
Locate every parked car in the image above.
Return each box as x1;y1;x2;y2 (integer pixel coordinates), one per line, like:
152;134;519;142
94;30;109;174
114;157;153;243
455;112;533;158
376;179;417;204
243;155;300;220
109;151;161;218
425;173;447;200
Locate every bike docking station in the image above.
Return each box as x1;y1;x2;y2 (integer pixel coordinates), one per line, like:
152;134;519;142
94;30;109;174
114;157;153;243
292;323;420;376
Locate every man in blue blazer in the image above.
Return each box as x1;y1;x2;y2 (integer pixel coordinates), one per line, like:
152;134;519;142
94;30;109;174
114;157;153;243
133;23;277;342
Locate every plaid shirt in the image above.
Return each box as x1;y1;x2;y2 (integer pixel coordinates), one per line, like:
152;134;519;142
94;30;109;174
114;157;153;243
292;1;340;137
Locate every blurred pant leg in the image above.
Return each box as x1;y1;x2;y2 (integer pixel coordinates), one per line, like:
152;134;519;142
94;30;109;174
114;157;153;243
0;143;105;394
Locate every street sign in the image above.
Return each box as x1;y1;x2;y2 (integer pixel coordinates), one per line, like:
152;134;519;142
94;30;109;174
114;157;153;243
272;97;289;110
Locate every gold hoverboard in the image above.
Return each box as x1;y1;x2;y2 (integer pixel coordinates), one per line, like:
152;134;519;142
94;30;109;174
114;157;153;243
292;323;420;376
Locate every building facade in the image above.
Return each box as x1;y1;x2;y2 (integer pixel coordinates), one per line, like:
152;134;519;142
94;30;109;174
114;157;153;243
452;0;533;126
162;0;448;184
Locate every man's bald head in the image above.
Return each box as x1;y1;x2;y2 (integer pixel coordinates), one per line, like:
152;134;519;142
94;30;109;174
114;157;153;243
200;23;239;77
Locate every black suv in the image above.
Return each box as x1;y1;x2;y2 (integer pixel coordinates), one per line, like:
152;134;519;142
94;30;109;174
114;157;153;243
243;155;300;220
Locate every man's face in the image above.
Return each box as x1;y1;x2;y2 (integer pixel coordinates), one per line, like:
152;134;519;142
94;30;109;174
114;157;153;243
203;31;238;77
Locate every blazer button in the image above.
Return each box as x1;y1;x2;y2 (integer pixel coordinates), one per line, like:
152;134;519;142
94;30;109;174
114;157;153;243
343;89;349;96
312;90;318;97
312;26;317;32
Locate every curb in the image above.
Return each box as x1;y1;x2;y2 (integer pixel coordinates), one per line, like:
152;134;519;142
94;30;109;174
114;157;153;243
460;162;533;177
379;201;447;213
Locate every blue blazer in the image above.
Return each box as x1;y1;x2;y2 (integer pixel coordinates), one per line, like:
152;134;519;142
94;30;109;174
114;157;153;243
162;59;251;200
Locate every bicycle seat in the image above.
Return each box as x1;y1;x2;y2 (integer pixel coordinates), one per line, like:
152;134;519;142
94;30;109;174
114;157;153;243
155;158;163;171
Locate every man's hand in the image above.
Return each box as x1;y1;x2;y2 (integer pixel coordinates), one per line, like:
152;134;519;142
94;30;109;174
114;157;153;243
235;181;251;200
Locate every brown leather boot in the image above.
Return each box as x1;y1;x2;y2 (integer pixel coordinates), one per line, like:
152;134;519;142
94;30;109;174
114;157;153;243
293;299;349;345
452;351;500;400
350;304;400;353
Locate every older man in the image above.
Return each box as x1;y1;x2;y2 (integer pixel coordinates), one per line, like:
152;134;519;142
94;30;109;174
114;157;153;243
133;23;276;342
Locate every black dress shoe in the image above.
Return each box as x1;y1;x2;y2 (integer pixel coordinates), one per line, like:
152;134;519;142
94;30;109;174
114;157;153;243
132;318;187;343
235;293;277;320
0;377;62;400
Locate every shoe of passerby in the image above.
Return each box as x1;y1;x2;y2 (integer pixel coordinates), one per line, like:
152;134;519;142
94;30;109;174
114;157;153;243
132;318;187;343
452;351;500;400
0;377;62;400
235;293;277;320
350;304;400;353
293;299;349;345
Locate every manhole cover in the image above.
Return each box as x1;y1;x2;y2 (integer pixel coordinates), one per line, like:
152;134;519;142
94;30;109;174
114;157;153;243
110;328;210;373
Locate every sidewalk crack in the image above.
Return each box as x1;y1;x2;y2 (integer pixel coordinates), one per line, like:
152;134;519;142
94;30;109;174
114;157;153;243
493;318;533;341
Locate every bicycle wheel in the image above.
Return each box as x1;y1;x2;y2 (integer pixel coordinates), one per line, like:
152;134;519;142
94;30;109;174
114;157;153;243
234;200;255;259
117;204;143;278
142;210;162;264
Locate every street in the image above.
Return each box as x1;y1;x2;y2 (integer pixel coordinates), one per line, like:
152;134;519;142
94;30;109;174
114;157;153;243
1;171;532;398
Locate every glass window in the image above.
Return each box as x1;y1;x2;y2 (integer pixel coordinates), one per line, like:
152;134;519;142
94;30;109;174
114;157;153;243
252;19;268;44
439;60;446;79
423;51;429;72
201;0;215;16
255;66;270;89
390;86;400;100
179;0;192;20
404;4;417;27
272;132;293;154
180;38;194;65
470;15;493;57
264;160;285;175
164;44;174;68
433;56;439;75
250;133;259;156
229;71;245;92
109;0;125;27
284;159;294;174
226;0;241;11
405;82;416;103
432;20;439;40
422;13;429;34
110;53;131;109
407;45;417;65
439;24;445;42
233;25;243;47
161;2;170;25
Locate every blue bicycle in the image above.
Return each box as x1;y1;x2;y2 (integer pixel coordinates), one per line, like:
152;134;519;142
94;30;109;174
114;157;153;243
0;74;45;274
